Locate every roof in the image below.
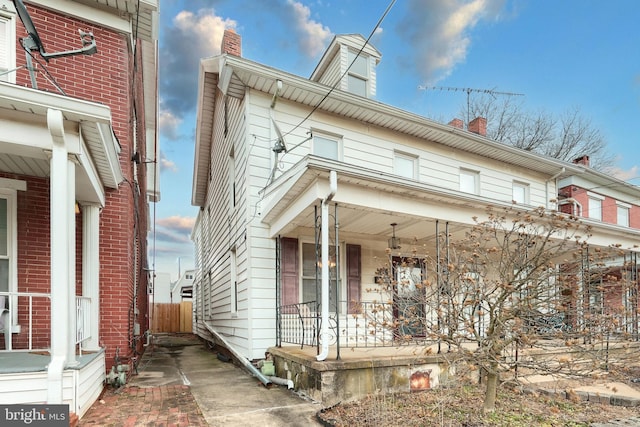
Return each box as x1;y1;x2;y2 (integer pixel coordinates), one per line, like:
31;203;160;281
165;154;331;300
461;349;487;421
192;36;640;206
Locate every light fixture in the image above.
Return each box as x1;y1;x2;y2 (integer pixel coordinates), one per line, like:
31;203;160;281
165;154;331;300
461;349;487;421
388;223;401;250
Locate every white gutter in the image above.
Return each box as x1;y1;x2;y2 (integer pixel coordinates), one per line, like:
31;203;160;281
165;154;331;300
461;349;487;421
317;170;337;361
546;167;565;209
558;197;583;217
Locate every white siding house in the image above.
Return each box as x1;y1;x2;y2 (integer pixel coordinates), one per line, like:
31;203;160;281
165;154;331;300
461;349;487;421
191;32;640;361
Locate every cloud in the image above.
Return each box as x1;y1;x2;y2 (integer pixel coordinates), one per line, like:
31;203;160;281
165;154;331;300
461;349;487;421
397;0;507;84
159;8;237;122
159;153;178;173
285;0;333;57
154;228;191;245
157;215;196;233
158;107;182;141
607;165;640;182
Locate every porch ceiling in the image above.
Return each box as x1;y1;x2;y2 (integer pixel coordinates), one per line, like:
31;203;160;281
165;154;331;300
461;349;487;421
0;82;123;204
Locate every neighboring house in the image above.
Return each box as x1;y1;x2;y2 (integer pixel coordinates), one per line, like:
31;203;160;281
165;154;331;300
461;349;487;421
190;31;640;363
171;269;195;302
0;0;158;418
152;272;172;304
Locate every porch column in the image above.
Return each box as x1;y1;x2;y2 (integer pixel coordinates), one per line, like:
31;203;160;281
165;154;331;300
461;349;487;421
47;108;70;404
82;204;100;351
67;156;78;366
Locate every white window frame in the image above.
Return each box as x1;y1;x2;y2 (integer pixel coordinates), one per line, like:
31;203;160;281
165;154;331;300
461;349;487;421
0;187;18;330
459;168;479;195
617;202;630;227
312;132;341;161
0;7;17;84
512;181;529;205
393;151;418;180
347;49;368;97
230;247;237;316
587;192;604;221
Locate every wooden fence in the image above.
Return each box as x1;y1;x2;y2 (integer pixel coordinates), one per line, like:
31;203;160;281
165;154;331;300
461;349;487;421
151;302;193;333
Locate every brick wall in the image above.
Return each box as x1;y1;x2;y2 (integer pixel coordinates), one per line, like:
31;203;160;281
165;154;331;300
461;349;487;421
559;185;640;229
10;5;151;369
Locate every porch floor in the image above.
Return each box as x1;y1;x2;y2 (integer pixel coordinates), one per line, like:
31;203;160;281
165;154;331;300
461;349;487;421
0;349;104;374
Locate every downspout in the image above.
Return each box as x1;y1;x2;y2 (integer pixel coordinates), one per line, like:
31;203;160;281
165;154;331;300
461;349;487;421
317;171;337;361
202;321;272;387
546;167;565;209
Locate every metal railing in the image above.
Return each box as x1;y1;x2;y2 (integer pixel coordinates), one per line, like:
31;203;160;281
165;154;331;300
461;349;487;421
0;291;91;352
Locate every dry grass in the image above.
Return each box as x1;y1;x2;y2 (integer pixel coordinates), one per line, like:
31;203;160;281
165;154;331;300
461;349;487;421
317;372;640;427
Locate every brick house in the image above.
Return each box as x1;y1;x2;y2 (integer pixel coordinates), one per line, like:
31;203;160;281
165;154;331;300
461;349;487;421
0;0;158;418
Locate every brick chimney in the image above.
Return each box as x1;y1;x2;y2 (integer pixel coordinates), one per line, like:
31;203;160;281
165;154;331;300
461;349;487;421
448;118;464;129
468;117;487;136
573;155;590;167
221;29;241;56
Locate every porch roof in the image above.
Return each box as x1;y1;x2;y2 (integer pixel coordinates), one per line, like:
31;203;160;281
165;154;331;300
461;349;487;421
261;156;640;250
0;81;123;204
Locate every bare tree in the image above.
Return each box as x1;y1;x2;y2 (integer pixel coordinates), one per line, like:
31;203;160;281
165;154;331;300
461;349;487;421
373;206;638;413
464;95;615;170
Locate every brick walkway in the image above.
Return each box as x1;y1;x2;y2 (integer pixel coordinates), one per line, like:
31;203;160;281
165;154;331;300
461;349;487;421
80;385;208;426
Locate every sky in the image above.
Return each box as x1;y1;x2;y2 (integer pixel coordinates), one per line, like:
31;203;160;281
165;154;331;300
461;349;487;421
152;0;640;280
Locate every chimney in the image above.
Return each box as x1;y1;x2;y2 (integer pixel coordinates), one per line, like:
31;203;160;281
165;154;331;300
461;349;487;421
468;117;487;136
448;118;464;129
221;29;241;57
573;155;590;167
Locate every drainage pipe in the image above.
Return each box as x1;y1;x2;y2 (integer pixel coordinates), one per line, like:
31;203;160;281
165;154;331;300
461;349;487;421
203;321;272;387
268;376;294;389
316;171;337;361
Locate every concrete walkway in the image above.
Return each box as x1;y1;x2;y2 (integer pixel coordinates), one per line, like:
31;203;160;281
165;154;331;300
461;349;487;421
81;333;321;426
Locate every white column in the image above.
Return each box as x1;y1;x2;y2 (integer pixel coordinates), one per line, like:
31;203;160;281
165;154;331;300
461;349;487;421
82;204;100;351
67;156;78;366
47;109;69;404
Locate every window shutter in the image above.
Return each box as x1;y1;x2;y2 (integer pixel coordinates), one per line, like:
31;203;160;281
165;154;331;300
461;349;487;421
346;244;361;314
281;237;299;306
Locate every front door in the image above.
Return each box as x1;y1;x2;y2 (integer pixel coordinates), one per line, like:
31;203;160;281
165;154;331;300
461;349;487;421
393;258;425;338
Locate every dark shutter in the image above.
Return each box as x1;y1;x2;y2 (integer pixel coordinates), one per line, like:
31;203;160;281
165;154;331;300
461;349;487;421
346;244;361;314
281;237;299;306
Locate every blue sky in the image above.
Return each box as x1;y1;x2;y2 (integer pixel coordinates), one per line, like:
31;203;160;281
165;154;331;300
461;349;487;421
153;0;640;279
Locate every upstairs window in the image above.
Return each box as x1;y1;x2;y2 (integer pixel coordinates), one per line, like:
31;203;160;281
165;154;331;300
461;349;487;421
512;181;529;204
588;193;603;221
347;50;368;97
460;169;479;195
394;151;417;180
313;133;340;161
0;10;16;83
617;203;630;227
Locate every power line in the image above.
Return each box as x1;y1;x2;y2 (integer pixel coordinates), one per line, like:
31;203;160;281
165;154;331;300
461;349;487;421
418;85;524;127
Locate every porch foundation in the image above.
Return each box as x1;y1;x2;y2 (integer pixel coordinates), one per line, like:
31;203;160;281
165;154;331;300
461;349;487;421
268;345;452;406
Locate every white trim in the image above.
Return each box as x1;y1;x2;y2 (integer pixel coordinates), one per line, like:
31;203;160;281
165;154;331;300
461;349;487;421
587;191;605;200
616;201;632;209
27;0;132;35
0;177;26;192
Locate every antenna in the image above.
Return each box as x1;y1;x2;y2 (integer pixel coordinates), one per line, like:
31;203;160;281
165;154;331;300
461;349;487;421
418;85;524;127
11;0;97;87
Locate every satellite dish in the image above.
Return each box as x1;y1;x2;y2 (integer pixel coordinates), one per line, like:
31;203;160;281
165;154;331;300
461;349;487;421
11;0;97;62
271;117;288;154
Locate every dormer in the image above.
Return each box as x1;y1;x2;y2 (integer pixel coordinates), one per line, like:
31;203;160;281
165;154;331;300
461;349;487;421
310;34;381;99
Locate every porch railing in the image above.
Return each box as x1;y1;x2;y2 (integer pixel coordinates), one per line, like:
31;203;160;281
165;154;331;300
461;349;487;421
0;292;91;352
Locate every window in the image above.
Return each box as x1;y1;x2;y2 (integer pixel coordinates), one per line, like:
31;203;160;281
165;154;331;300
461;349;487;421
228;148;235;208
313;134;340;160
512;182;529;204
347;50;368;96
394;152;417;180
460;169;479;194
230;247;237;314
617;203;630;227
0;188;17;328
301;242;341;311
587;193;603;221
0;10;16;83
